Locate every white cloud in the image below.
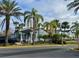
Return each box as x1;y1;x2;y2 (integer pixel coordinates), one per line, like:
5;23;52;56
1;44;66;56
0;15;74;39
11;0;79;22
0;0;79;31
25;0;74;18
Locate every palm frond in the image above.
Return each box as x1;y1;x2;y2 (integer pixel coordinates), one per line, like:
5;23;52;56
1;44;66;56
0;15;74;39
68;2;79;10
19;23;25;27
13;21;19;25
36;14;44;21
67;0;79;14
0;11;7;15
12;7;21;12
32;8;38;16
38;23;43;28
11;12;23;16
24;15;32;23
0;0;21;15
14;16;22;22
24;11;31;15
0;19;5;30
32;8;38;13
67;1;79;10
10;0;18;8
74;6;79;14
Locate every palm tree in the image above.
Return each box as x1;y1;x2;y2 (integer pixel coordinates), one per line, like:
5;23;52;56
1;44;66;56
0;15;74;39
67;0;79;48
0;0;23;45
43;22;50;33
43;19;60;34
61;21;70;34
67;0;79;14
24;8;43;44
71;21;79;48
71;21;79;38
43;22;54;39
53;19;60;33
43;21;54;35
49;21;54;34
50;19;60;34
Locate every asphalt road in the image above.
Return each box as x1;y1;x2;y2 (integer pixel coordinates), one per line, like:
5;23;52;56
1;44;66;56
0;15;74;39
0;45;79;58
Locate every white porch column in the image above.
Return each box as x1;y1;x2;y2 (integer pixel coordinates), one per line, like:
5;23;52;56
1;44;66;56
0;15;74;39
20;32;23;43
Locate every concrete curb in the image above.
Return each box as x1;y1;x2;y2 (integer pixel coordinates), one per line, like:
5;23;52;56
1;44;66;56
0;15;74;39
0;44;77;49
0;45;63;48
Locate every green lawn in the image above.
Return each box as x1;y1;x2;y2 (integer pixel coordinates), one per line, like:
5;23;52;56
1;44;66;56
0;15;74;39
0;40;78;48
66;41;77;44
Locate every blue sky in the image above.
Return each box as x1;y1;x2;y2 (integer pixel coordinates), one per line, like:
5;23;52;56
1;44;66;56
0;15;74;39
16;0;79;22
1;0;79;31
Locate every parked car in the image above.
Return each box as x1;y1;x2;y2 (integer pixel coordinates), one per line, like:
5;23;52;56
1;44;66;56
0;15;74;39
0;36;17;44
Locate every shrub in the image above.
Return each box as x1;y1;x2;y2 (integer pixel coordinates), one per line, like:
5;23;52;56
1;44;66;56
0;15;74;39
42;35;49;39
37;34;66;44
38;35;49;43
61;34;70;38
51;34;66;44
38;35;43;39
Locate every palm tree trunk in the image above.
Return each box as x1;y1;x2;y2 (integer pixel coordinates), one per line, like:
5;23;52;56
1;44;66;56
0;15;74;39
38;28;40;41
64;29;65;34
32;18;36;45
27;21;29;29
32;32;36;45
5;15;10;46
55;28;56;34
